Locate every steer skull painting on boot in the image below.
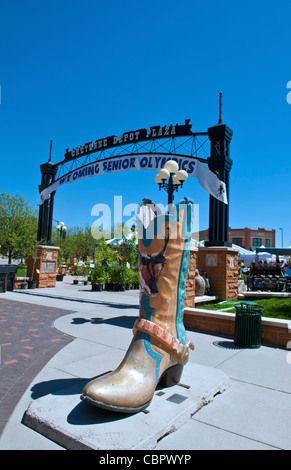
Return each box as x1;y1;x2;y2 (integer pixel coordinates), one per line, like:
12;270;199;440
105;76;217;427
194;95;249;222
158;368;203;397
81;197;194;413
139;230;169;296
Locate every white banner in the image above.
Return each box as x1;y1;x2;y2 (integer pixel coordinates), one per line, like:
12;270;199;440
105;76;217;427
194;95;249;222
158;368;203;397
39;154;228;205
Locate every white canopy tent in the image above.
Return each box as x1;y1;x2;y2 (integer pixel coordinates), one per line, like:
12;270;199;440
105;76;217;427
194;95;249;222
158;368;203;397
199;242;278;267
236;244;278;267
106;233;200;249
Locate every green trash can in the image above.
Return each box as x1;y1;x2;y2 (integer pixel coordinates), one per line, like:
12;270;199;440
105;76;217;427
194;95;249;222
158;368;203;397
234;301;264;348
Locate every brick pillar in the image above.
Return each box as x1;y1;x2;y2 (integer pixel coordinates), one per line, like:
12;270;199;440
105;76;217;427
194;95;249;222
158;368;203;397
27;245;60;288
184;248;197;308
197;246;239;300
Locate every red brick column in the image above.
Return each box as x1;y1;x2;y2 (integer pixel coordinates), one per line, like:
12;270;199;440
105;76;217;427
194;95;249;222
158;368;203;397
184;248;197;308
27;245;60;288
197;246;239;300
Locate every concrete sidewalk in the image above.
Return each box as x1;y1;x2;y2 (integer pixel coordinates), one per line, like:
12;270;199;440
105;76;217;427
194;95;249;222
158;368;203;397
1;283;291;450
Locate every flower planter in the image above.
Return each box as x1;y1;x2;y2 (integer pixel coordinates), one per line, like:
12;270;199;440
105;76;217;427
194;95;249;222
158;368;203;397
92;283;103;291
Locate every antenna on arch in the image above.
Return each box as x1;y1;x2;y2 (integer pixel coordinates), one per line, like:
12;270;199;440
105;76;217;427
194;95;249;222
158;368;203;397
218;92;222;123
48;140;53;162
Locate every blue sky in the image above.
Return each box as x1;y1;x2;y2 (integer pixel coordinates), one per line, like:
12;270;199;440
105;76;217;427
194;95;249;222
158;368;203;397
0;0;290;247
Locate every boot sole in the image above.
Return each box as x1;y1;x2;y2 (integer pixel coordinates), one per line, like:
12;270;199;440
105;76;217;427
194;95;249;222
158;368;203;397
80;363;183;414
80;394;152;414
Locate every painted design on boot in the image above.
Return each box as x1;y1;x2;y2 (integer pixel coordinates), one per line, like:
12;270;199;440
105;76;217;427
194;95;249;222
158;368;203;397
139;294;163;382
133;317;194;365
139;231;169;296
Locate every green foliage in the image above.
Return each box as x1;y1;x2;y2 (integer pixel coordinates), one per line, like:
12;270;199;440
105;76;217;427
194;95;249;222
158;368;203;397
94;237;120;266
52;224;96;264
0;192;39;263
88;264;108;284
73;263;89;277
89;235;140;286
118;233;139;270
196;298;291;320
251;298;291;320
16;265;27;277
109;263;130;285
89;237;120;284
129;268;140;285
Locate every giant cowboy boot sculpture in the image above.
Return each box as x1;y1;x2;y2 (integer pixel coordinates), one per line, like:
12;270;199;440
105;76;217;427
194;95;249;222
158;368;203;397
81;197;194;413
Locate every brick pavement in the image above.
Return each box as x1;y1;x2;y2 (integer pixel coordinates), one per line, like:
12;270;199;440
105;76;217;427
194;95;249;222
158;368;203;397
0;298;74;436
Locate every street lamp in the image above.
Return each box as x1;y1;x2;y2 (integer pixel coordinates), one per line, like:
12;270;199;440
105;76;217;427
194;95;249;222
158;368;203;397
279;227;283;248
155;160;188;206
57;221;67;239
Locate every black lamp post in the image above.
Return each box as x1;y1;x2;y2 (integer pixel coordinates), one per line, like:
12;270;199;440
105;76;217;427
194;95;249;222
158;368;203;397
155;160;188;206
279;228;283;248
56;221;67;239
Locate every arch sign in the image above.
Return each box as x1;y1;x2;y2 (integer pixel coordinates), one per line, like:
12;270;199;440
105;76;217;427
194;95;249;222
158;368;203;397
40;153;227;205
39;120;227;206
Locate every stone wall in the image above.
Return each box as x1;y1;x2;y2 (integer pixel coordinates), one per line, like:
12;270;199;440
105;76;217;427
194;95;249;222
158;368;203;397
197;246;239;300
184;248;197;308
14;277;29;289
184;307;291;349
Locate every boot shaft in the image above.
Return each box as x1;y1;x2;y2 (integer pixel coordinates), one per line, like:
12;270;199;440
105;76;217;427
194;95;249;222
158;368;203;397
136;197;193;346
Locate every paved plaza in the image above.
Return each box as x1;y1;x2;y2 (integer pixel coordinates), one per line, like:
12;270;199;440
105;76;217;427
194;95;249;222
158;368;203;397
1;282;291;450
0;298;74;435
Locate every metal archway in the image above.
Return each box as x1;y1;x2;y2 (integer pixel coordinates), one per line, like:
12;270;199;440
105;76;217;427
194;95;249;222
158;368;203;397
37;119;233;246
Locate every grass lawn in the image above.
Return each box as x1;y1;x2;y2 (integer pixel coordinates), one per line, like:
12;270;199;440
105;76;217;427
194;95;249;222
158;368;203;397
16;265;27;276
195;298;291;321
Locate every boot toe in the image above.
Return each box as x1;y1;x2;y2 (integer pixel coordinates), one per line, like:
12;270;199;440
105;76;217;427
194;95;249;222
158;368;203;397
81;373;154;413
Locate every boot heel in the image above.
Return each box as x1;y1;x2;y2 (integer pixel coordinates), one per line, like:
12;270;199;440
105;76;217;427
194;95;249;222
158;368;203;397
159;364;183;388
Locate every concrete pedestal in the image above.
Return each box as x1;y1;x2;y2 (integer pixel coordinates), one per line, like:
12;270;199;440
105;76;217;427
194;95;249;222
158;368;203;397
23;363;229;450
27;245;60;288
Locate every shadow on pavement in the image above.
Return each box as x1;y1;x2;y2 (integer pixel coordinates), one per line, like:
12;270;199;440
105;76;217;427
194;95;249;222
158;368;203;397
71;315;137;329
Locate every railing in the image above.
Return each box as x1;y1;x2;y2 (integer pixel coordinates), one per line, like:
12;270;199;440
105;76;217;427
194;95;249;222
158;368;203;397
247;275;291;292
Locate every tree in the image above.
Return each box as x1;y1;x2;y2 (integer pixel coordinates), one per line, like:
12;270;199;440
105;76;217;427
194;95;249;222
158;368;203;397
92;236;121;282
0;192;38;263
57;224;96;262
118;228;139;269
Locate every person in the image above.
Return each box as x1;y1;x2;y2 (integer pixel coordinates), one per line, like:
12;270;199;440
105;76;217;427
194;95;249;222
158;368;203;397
201;271;214;296
275;260;283;276
263;260;270;276
284;265;291;279
195;269;205;297
256;260;264;276
249;262;256;277
282;262;288;274
268;261;276;276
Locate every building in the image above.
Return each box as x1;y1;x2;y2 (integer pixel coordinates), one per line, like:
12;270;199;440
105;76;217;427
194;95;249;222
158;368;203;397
197;227;275;251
